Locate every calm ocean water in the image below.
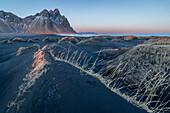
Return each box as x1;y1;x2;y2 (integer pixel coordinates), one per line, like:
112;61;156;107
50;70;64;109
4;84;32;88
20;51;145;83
0;33;170;38
58;33;170;37
103;33;170;36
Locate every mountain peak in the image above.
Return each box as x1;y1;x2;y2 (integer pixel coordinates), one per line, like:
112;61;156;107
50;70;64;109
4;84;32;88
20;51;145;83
49;10;53;13
40;9;49;15
0;10;5;16
42;9;48;12
0;10;4;12
54;8;59;12
49;9;60;14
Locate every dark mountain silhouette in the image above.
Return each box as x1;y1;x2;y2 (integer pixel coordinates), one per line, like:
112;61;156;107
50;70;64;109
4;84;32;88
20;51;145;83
0;9;76;34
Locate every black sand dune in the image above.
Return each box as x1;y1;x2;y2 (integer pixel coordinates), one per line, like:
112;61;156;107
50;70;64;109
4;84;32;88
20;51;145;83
0;34;169;113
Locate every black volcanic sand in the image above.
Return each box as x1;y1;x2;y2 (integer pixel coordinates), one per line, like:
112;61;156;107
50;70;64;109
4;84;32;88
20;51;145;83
1;34;168;113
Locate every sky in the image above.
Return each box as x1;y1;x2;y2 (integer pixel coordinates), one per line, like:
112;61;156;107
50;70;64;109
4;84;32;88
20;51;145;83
0;0;170;33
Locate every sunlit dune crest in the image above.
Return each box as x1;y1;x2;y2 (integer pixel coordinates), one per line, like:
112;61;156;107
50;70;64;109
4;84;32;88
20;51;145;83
32;46;49;72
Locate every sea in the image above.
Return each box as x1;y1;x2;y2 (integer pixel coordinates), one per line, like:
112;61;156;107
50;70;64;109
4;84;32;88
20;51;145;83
0;33;170;38
58;33;170;37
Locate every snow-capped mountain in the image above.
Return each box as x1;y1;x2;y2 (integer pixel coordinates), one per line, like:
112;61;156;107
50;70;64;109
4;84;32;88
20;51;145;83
0;9;76;33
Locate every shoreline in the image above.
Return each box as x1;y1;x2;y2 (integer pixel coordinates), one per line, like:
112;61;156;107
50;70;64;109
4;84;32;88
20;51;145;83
0;33;170;37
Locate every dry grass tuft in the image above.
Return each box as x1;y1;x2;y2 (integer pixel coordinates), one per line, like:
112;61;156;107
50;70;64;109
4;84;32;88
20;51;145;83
123;35;140;40
27;39;34;43
13;38;25;42
42;37;56;42
106;44;170;113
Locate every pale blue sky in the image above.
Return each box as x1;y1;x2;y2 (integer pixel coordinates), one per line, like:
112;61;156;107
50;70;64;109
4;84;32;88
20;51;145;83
0;0;170;33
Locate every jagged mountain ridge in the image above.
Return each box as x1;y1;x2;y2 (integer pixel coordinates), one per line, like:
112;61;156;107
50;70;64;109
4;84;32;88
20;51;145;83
0;9;76;33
